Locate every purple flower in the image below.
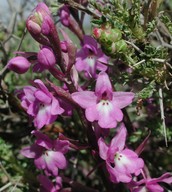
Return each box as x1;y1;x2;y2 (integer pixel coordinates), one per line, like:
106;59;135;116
129;173;172;192
72;72;134;128
33;46;56;72
38;175;62;192
98;124;144;183
7;56;31;74
75;35;108;78
18;79;64;129
21;131;69;176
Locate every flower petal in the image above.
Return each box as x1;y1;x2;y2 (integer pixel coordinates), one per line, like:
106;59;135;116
44;151;67;175
34;155;46;170
112;92;135;109
85;105;98;122
96;101;118;128
34;90;51;104
20;144;43;158
147;184;164;192
32;130;53;149
106;162;132;183
34;79;51;97
34;105;51;129
54;139;69;154
51;97;64;115
109;124;127;152
98;138;109;160
38;175;55;192
95;72;112;98
72;91;97;109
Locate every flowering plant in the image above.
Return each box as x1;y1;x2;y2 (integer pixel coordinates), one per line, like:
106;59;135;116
1;1;172;191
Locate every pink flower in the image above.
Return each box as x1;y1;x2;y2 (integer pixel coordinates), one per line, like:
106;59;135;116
129;173;172;192
21;131;69;176
7;56;31;74
98;124;144;183
75;35;108;78
38;175;62;192
72;72;134;128
34;46;56;72
17;79;64;129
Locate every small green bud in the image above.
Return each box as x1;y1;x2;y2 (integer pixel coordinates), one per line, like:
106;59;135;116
115;40;127;53
99;28;122;45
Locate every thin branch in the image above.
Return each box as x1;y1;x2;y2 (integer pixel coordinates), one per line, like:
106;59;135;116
156;29;172;49
133;59;145;67
0;182;13;192
125;40;144;54
17;28;27;51
59;0;100;18
0;161;11;181
158;88;168;147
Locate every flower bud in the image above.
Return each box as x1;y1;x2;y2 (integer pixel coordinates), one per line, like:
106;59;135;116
93;25;122;46
26;3;54;38
37;47;56;68
60;41;68;53
27;20;41;35
92;27;102;39
59;5;70;27
7;56;31;74
115;39;127;53
35;2;51;15
100;28;122;45
102;40;127;56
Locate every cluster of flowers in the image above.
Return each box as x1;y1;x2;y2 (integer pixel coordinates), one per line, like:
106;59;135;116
7;2;172;191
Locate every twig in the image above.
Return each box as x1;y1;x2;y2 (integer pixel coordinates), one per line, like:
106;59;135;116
158;88;168;147
156;30;172;49
59;0;100;18
0;161;11;181
3;12;18;45
125;40;144;54
0;42;8;60
0;182;13;192
133;59;145;67
17;28;27;51
0;65;8;77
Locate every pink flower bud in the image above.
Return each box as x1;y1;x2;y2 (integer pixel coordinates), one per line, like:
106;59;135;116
27;20;41;35
26;3;54;36
59;6;70;27
93;27;102;39
37;47;56;68
7;56;31;74
60;41;68;52
35;2;51;15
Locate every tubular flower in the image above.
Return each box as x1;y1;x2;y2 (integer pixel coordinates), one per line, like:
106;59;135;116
17;79;64;129
98;124;144;183
72;72;134;128
21;131;69;176
75;35;108;78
